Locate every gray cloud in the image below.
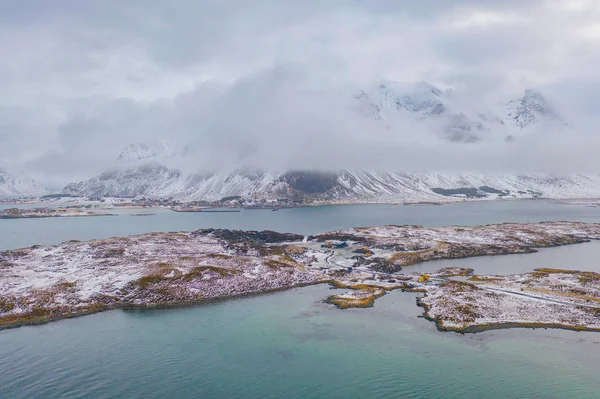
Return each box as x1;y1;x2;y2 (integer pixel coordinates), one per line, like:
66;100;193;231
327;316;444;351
1;0;600;187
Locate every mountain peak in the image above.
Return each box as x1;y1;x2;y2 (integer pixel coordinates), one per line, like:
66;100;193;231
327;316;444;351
413;81;443;97
0;169;47;196
117;143;157;161
505;89;561;129
523;89;546;102
116;141;178;162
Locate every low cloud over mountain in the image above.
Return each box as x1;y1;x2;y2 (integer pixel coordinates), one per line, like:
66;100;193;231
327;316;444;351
2;1;600;187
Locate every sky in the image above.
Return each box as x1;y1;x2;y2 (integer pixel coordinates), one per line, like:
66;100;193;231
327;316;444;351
1;0;600;188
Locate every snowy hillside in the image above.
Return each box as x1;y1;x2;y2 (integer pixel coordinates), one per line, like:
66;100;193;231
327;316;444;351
0;169;47;197
63;162;184;198
62;166;600;202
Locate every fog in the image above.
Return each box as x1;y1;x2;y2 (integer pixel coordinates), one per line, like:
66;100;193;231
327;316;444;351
1;0;600;188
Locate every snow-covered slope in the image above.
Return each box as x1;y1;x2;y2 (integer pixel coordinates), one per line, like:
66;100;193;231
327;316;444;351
0;169;47;197
62;167;600;202
117;143;157;162
504;89;565;130
63;162;184;198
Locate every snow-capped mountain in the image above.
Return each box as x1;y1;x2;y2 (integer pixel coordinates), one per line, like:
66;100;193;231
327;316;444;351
351;82;564;142
63;162;183;198
117;141;177;162
62;165;600;202
61;84;581;203
504;89;564;129
117;143;157;162
0;169;47;197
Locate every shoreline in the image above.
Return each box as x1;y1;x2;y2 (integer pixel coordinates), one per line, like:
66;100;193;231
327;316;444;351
3;222;600;332
0;280;331;331
417;298;600;334
0;213;116;220
5;195;600;210
6;278;598;334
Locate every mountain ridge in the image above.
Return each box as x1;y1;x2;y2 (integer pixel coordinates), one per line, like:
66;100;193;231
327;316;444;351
62;166;600;202
0;169;47;197
352;83;565;142
60;85;581;203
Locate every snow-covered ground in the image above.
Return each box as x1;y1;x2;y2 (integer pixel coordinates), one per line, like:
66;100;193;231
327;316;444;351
2;222;600;330
61;167;600;203
420;271;600;332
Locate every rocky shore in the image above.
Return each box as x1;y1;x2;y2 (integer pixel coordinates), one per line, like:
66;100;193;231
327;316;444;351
2;221;600;330
418;269;600;333
0;206;113;219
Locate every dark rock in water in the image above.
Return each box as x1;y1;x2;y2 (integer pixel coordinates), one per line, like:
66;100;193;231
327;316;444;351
282;171;338;193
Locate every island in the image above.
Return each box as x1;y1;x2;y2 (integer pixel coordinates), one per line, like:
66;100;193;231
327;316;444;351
0;206;114;219
1;221;600;332
419;269;600;332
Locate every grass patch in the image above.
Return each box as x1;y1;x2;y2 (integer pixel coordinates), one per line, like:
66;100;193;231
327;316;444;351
264;259;290;269
52;281;77;292
131;274;168;290
388;251;424;265
441;280;479;292
577;272;600;285
182;266;233;281
534;268;581;274
0;297;15;313
0;249;30;258
435;267;474;277
285;245;308;255
326;289;386;309
468;275;504;282
524;286;600;304
206;254;233;259
388;242;446;265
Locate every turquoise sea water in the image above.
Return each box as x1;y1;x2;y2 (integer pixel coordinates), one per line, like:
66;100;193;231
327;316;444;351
1;200;600;398
1;285;599;399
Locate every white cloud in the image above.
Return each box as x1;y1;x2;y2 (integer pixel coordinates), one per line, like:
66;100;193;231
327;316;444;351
1;0;599;186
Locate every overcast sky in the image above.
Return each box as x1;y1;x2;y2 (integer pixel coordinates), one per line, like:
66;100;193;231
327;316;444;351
1;0;600;187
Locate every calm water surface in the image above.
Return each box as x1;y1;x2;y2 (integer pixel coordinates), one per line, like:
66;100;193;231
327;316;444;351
2;200;600;250
1;285;599;399
1;200;600;398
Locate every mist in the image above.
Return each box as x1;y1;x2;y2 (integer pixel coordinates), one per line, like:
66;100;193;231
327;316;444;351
1;0;600;188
